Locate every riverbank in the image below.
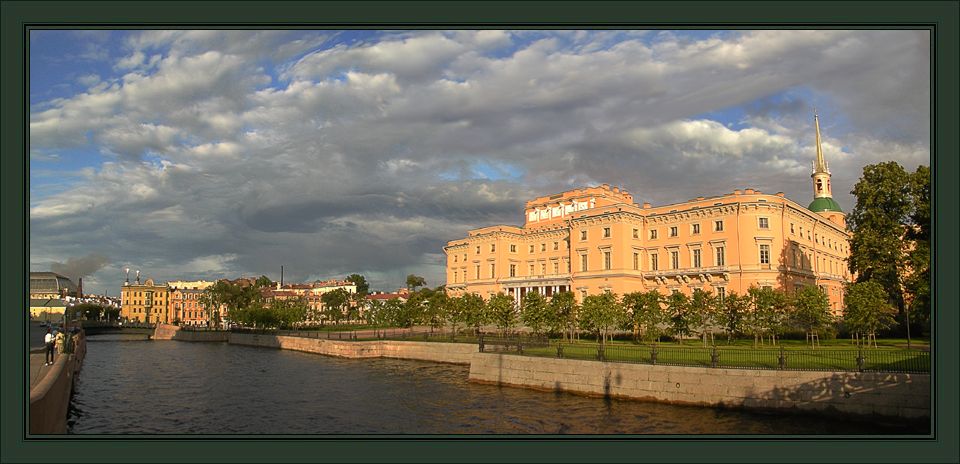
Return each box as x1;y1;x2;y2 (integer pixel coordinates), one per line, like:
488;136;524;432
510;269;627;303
151;324;930;422
30;331;87;434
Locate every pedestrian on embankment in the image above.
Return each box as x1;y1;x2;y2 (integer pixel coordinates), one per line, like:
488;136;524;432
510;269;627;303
44;328;54;365
55;331;65;357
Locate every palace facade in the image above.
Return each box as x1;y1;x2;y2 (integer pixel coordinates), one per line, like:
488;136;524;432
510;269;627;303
444;114;851;313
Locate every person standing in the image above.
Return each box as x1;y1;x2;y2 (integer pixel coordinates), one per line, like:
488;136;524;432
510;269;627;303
44;328;54;365
54;331;65;357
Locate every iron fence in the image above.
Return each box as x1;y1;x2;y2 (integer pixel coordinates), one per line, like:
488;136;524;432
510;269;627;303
514;342;929;374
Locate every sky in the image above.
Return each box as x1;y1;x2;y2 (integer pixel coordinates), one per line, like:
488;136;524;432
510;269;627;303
29;29;930;295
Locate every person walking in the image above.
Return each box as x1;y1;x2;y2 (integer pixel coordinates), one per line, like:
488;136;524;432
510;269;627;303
44;328;54;365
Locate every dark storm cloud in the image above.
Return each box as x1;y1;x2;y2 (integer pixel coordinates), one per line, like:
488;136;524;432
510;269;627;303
29;30;929;293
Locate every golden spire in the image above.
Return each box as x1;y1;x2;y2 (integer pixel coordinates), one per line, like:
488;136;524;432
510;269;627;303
813;110;829;174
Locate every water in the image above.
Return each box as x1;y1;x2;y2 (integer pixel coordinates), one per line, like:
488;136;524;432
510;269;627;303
68;340;921;434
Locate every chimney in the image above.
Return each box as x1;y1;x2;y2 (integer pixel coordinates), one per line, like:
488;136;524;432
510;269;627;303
77;278;83;298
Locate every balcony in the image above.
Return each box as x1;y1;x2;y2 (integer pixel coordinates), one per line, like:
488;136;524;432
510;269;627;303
499;274;572;286
644;266;730;284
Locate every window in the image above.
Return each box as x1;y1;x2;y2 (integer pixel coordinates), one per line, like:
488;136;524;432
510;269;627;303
454;255;458;263
603;227;611;238
453;270;458;282
553;241;559;250
807;231;811;240
553;262;559;274
529;244;534;253
716;287;726;302
475;265;480;280
650;253;658;271
580;254;588;272
790;223;795;234
669;226;678;237
541;243;546;252
692;249;701;268
491;244;496;252
758;217;769;229
714;220;724;232
529;264;535;275
633;228;639;239
510;244;516;253
463;254;467;261
650;229;658;240
580;230;587;240
671;250;679;269
759;244;771;265
603;251;612;270
633;252;640;270
476;246;480;254
715;246;725;266
692;223;700;235
541;263;547;274
490;263;496;278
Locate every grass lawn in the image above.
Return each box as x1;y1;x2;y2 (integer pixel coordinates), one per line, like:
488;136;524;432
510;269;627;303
583;337;930;351
520;340;930;373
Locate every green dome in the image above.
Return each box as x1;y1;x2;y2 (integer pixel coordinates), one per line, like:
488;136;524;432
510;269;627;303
808;197;843;213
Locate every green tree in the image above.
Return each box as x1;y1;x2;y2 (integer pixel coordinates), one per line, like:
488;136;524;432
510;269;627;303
321;288;351;325
488;293;518;335
848;162;914;334
664;291;690;344
718;292;749;342
103;306;120;323
382;298;406;327
746;286;788;347
272;297;308;329
622;291;666;342
519;291;549;336
844;281;897;348
790;285;832;347
458;293;488;335
578;292;625;344
424;291;450;331
547;291;578;342
405;274;427;292
904;165;931;330
74;303;104;321
346;274;370;297
254;275;273;288
688;289;718;346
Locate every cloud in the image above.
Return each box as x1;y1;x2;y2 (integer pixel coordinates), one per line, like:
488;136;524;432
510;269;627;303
51;253;111;281
28;30;930;294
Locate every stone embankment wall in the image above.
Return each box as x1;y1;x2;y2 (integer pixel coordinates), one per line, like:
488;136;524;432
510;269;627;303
468;352;930;420
228;333;476;365
30;332;87;434
154;324;230;342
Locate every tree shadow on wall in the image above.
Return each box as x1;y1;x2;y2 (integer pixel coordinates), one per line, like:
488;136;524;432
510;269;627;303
739;372;930;434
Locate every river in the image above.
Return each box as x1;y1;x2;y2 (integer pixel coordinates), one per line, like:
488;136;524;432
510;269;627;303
68;339;919;434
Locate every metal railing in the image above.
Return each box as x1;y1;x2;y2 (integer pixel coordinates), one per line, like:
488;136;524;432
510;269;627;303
478;333;551;354
514;342;930;374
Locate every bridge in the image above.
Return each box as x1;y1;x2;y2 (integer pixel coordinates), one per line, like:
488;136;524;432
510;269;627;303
81;322;156;338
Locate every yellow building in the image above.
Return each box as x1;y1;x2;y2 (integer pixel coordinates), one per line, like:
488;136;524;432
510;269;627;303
120;277;171;324
445;114;850;313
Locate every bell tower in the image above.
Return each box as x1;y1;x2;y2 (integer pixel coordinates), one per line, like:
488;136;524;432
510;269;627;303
807;111;845;227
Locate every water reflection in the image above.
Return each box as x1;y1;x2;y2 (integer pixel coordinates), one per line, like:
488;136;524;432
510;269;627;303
69;340;920;434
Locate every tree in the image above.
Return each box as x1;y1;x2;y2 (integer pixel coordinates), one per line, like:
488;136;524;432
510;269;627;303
272;297;308;329
664;291;690;344
622;291;666;342
458;293;488;335
578;292;625;344
790;285;832;347
520;291;549;336
321;288;351;325
717;292;749;342
406;274;427;292
746;287;788;347
844;281;898;348
382;298;406;327
548;291;578;342
103;306;120;323
423;291;450;331
254;275;273;289
346;274;370;297
848;162;915;335
904;165;931;330
73;303;104;321
488;293;518;335
688;289;718;346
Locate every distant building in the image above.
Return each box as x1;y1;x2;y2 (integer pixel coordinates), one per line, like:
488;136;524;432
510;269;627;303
262;279;357;321
167;280;215;290
445;113;851;314
169;288;208;326
29;272;78;321
120;277;171;324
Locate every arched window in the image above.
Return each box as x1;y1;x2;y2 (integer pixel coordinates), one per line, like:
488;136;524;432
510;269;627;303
816;179;823;192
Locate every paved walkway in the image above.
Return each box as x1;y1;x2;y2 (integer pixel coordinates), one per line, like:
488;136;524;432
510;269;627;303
29;351;61;390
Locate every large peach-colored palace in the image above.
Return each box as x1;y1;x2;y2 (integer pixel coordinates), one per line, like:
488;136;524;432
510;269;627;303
444;114;850;313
